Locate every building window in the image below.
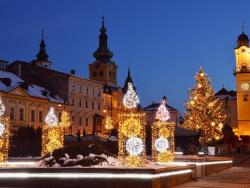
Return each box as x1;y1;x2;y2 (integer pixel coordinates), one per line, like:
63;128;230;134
79;100;82;108
98;103;100;111
86;118;88;127
99;71;103;76
93;72;97;77
31;110;35;122
98;90;101;97
113;72;115;78
92;102;94;109
39;111;43;123
59;112;62;122
243;94;248;101
86;87;89;94
93;88;95;96
85;101;88;108
72;99;75;106
19;108;24;121
79;117;82;126
109;71;111;77
72;116;75;122
71;84;75;91
10;107;14;120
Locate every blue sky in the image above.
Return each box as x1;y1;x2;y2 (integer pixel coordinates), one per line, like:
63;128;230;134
0;0;249;113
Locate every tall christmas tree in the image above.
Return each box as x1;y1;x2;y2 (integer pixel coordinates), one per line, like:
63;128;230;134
183;67;225;146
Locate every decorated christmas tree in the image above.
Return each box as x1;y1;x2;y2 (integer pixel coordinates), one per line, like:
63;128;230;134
183;67;225;146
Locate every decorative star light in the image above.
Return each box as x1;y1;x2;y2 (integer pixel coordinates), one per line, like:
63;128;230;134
123;82;139;109
0;98;5;117
45;107;58;127
125;137;143;156
155;137;169;152
155;98;170;122
0;122;5;137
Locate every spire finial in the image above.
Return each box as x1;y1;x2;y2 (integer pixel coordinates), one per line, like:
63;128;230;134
102;16;105;27
242;21;245;33
41;29;44;40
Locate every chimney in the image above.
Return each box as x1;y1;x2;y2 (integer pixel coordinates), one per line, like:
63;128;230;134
70;69;75;75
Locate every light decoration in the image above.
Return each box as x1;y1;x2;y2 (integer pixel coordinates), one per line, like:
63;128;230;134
125;137;144;156
0;97;9;162
45;107;58;127
152;97;175;163
104;115;113;130
182;67;226;146
118;81;146;167
41;107;64;156
59;111;71;128
122;82;139;109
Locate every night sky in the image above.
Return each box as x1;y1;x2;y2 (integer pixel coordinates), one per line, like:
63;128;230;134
1;0;250;113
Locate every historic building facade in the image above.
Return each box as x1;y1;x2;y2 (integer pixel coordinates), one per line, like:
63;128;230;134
0;65;64;130
234;31;250;135
8;35;103;135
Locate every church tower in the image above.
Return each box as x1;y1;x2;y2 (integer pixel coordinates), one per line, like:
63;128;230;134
234;28;250;135
31;30;52;68
89;17;118;87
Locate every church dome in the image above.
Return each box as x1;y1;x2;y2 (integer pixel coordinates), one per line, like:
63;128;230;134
237;32;249;47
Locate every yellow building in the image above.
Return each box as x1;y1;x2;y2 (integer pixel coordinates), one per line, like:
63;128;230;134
234;31;250;135
0;68;64;130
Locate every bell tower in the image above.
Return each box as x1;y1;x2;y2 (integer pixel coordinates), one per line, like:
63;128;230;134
89;17;118;87
234;26;250;135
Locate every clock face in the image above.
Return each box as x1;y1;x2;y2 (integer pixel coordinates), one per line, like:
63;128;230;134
241;82;250;91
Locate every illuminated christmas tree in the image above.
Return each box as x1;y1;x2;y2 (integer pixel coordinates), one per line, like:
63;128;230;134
59;111;71;128
122;82;139;109
183;67;225;146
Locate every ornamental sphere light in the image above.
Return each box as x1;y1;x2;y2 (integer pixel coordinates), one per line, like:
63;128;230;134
155;137;169;152
45;107;58;127
125;137;144;156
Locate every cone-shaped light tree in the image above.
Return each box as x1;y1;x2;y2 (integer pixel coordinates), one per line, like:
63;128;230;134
183;68;225;146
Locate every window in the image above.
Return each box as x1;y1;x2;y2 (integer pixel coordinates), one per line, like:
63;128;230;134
59;112;62;122
79;117;82;126
19;108;24;120
71;84;75;91
93;88;95;96
79;86;82;93
79;100;82;108
99;71;103;76
109;71;111;77
98;90;101;97
98;103;100;111
86;87;89;94
31;110;35;122
72;99;75;106
72;116;75;122
93;72;97;77
85;101;88;108
92;102;94;109
10;107;14;120
39;111;43;123
86;118;88;127
113;72;115;78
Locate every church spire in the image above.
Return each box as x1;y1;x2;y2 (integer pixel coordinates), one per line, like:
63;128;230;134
93;17;113;63
123;68;135;93
36;29;49;61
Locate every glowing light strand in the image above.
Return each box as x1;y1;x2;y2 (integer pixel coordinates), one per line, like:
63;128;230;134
123;82;139;109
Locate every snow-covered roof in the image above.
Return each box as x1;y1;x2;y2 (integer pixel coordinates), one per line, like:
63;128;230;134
0;70;64;103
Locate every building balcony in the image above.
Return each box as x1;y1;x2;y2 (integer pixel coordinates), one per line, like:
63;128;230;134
234;66;250;75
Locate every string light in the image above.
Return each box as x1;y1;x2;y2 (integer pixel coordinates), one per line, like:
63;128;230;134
152;97;175;163
42;107;64;156
123;82;139;109
45;107;58;127
155;98;170;122
59;111;70;128
125;137;144;156
104;115;113;130
0;98;5;117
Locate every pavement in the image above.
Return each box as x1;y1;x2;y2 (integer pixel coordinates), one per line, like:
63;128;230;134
173;154;250;188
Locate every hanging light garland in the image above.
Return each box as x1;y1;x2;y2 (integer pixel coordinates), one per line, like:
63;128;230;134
0;97;9;162
118;82;146;167
42;107;64;156
152;97;175;163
